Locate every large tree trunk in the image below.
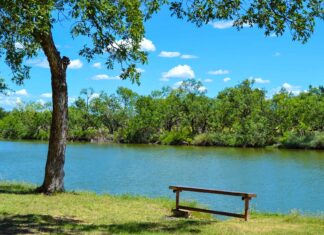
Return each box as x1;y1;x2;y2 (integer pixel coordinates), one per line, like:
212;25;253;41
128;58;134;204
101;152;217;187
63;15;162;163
36;30;70;194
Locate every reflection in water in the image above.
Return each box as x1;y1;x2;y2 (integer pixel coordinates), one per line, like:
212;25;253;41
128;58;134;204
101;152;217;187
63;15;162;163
0;140;324;215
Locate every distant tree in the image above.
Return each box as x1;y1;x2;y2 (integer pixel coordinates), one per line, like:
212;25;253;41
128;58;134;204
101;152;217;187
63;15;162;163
1;0;323;193
214;80;272;146
80;88;95;112
0;107;7;119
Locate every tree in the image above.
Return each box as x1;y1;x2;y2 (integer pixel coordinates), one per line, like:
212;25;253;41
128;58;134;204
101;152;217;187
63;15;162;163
214;80;272;146
1;0;323;193
0;1;154;193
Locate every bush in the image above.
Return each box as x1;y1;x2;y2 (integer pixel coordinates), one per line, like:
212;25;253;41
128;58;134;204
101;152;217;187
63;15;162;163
309;132;324;149
159;129;192;145
279;131;324;149
192;133;217;146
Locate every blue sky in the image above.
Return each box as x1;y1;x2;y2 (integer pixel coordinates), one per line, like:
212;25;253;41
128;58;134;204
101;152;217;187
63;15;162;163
1;7;324;110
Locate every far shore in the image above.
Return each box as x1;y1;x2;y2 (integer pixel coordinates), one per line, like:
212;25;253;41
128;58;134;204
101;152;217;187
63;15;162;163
1;138;324;150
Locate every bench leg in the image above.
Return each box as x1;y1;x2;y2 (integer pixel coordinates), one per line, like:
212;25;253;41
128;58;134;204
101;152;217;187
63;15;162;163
172;190;190;218
244;197;250;221
176;190;180;210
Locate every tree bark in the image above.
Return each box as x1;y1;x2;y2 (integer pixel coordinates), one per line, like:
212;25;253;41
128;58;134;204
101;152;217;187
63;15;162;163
36;30;70;194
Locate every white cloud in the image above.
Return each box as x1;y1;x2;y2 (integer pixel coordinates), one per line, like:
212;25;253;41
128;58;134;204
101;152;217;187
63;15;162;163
161;65;195;81
40;93;52;98
160;77;170;82
15;97;22;104
270;83;302;96
108;38;155;53
140;38;156;52
223;77;231;82
90;93;100;100
208;69;229;75
173;81;207;93
15;42;24;49
69;97;77;105
15;89;28;96
255;78;270;84
249;77;270;84
36;99;46;105
68;59;83;69
26;58;49;69
107;39;129;52
282;83;292;90
173;81;184;89
198;86;207;93
282;83;301;95
92;62;102;69
159;51;181;58
158;51;198;59
274;52;281;57
210;20;251;29
91;74;120;80
210;21;234;29
136;68;145;73
180;54;198;59
204;78;213;83
0;95;21;108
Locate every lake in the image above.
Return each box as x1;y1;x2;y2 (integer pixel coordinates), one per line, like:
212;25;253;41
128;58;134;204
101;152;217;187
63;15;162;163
0;140;324;215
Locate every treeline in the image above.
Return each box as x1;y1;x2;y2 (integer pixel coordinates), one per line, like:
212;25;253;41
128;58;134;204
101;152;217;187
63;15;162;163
0;79;323;149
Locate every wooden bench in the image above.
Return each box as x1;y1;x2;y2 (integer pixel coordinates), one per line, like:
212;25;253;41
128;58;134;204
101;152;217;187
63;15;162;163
169;185;256;221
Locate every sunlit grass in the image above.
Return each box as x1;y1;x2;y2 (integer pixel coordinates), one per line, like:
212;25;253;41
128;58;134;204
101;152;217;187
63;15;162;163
0;181;323;234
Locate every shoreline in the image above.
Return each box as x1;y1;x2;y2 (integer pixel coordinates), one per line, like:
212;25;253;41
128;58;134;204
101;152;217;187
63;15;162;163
1;138;324;150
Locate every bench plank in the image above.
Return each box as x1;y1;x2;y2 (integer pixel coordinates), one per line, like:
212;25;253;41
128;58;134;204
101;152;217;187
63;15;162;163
178;205;245;218
169;185;256;198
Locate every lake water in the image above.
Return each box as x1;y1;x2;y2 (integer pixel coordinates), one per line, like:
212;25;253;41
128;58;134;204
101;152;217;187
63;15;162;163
1;140;324;215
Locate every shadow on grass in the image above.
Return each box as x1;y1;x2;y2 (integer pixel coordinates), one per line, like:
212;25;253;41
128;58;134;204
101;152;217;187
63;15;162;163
0;183;82;196
0;184;37;195
0;213;214;234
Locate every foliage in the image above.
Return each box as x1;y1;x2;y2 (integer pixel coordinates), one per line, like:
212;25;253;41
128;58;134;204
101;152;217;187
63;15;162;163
192;133;218;146
160;129;192;145
211;80;273;147
0;102;51;140
1;81;324;149
279;131;324;149
1;0;323;90
0;107;7;119
169;0;324;43
0;1;162;87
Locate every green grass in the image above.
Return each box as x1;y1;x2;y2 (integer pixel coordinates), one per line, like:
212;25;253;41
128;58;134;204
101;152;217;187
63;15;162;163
0;182;323;234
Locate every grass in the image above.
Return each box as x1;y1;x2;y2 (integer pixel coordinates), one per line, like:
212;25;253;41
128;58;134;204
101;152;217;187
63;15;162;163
0;182;323;234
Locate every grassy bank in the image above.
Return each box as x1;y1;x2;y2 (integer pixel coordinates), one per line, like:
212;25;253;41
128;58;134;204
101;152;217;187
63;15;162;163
0;182;323;234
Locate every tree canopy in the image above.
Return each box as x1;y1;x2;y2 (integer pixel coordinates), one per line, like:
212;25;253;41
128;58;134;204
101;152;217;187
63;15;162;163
1;0;324;90
0;0;159;89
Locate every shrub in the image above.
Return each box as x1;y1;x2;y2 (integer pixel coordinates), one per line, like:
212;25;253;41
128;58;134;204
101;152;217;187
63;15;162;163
309;132;324;149
159;129;192;145
192;133;217;146
279;131;324;149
